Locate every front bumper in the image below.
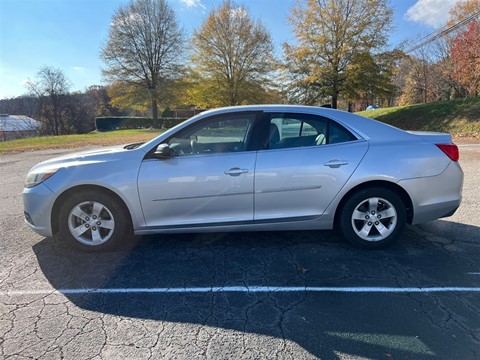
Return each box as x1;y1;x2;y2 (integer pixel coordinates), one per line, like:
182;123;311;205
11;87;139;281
22;183;56;237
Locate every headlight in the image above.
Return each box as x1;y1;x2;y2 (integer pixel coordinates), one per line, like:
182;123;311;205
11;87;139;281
25;168;60;188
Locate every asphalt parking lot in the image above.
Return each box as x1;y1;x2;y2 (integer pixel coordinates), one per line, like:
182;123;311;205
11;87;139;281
1;144;479;359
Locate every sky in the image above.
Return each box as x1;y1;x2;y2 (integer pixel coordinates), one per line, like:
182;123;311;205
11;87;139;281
0;0;464;100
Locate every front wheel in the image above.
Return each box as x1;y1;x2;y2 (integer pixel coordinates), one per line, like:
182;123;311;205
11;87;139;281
57;190;132;251
339;188;406;249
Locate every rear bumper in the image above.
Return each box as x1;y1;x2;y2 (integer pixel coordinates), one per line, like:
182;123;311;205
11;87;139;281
439;207;459;219
399;161;463;225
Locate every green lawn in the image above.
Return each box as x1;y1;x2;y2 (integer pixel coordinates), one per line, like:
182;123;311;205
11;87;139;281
0;129;163;153
358;97;480;138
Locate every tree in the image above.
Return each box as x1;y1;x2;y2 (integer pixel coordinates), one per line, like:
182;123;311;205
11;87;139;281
448;0;480;27
451;21;480;96
0;96;38;119
107;78;183;117
101;0;185;126
62;92;97;134
26;66;72;135
190;0;275;106
429;38;466;100
284;0;393;109
107;81;152;114
84;85;123;117
344;50;402;110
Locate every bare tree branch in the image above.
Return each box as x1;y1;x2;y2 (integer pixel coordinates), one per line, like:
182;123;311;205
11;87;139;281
101;0;185;124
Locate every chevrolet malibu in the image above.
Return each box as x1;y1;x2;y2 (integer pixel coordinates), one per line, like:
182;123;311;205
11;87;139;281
23;105;463;251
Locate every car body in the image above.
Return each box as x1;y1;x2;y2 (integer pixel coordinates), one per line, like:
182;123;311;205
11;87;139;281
23;105;463;250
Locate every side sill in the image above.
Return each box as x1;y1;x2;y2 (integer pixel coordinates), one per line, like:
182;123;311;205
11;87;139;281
135;215;321;233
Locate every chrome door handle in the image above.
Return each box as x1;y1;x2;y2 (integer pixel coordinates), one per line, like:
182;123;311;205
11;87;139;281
324;160;348;168
224;168;249;176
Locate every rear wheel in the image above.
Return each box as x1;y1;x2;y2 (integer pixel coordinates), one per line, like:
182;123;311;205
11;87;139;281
57;190;132;251
339;188;406;249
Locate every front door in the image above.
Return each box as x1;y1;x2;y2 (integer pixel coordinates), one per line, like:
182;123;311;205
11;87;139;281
137;112;259;229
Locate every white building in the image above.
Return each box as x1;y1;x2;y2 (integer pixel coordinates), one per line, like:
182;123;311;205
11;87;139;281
0;115;41;141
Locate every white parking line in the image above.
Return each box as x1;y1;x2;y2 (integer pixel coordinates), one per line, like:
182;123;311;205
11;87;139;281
2;286;480;296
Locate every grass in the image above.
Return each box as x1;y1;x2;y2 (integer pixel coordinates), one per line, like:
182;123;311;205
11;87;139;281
358;97;480;138
0;129;163;153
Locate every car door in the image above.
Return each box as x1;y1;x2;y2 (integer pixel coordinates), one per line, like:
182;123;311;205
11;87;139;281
254;112;368;221
137;112;260;229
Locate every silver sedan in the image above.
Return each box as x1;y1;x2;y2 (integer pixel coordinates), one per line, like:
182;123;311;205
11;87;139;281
23;105;463;251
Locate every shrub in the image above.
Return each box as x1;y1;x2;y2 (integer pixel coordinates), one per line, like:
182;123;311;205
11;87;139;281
95;117;187;131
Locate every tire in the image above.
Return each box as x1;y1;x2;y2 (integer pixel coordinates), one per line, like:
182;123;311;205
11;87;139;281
339;187;406;249
56;190;132;252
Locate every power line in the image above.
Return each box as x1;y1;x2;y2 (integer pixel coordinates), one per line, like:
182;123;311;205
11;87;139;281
405;10;480;53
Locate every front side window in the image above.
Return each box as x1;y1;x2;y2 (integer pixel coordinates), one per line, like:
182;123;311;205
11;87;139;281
167;113;256;156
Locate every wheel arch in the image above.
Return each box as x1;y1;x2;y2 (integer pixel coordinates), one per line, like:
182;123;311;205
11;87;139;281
51;184;133;236
334;180;414;228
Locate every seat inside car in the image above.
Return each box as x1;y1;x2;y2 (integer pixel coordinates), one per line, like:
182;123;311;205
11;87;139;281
268;123;280;148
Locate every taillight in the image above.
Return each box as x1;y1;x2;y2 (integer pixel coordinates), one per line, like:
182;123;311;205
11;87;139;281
436;143;459;161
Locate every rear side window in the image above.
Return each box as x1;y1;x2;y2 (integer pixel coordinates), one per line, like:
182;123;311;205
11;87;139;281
266;113;357;149
329;120;357;144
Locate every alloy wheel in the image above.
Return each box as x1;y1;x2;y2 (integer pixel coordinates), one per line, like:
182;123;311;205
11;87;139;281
350;197;397;242
67;201;115;246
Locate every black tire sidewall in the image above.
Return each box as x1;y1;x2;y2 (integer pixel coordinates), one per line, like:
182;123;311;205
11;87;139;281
339;188;407;249
57;190;131;252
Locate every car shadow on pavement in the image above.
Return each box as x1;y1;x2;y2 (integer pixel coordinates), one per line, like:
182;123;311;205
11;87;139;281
32;224;480;359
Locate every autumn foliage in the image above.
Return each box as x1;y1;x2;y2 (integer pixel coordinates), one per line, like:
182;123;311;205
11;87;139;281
451;21;480;96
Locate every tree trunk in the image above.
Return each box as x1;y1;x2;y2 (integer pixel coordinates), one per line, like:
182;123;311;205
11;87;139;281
331;96;338;109
151;94;160;128
51;95;59;135
54;109;59;135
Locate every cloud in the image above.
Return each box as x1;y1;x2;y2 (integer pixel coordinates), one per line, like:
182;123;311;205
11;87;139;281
72;66;85;71
179;0;206;10
406;0;460;28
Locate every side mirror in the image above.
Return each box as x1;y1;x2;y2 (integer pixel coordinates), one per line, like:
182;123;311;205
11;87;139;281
153;143;174;159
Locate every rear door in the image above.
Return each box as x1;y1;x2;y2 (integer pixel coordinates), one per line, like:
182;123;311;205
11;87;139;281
254;112;368;221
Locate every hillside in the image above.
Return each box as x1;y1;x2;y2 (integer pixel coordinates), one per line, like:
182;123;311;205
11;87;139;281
358;97;480;139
